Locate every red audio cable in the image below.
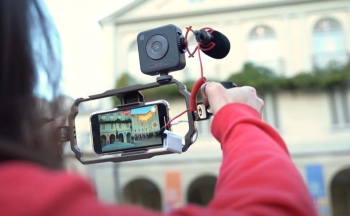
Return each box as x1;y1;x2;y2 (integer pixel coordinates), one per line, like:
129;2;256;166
162;26;216;129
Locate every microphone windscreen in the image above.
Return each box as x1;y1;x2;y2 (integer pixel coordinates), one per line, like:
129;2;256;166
201;30;230;59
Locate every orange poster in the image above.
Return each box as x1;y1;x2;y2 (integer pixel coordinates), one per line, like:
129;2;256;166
165;171;182;211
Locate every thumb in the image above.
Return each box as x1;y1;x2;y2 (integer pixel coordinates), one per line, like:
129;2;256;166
200;82;231;114
200;82;211;106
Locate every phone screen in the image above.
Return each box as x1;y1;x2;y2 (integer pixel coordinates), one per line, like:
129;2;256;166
91;103;169;154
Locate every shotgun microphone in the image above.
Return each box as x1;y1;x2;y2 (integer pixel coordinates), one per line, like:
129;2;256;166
195;29;230;59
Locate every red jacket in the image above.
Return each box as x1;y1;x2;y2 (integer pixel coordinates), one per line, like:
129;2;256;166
0;103;317;216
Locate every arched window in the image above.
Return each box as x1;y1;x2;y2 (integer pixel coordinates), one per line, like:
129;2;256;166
247;25;282;75
312;18;347;69
249;25;275;39
187;175;217;205
331;167;350;216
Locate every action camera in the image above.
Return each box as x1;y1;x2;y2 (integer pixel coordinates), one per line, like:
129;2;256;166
137;24;186;76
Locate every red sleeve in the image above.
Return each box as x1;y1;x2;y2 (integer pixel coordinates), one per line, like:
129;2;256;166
54;103;316;216
4;103;316;216
169;103;317;216
0;162;163;216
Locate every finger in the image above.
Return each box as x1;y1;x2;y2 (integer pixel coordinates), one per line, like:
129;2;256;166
203;82;231;114
205;82;229;101
200;82;210;106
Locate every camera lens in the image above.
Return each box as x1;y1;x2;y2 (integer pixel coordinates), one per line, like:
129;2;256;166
151;41;162;52
146;35;168;60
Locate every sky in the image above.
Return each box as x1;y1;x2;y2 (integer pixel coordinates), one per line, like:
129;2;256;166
43;0;134;99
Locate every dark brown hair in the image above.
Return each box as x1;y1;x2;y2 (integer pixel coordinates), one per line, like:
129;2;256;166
0;0;63;169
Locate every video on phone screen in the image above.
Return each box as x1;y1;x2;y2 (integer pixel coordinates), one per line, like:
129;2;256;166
98;105;162;152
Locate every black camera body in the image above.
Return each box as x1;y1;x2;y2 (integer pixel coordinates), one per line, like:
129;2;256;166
137;24;186;76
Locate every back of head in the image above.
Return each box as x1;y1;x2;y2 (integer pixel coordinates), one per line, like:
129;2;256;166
0;0;63;169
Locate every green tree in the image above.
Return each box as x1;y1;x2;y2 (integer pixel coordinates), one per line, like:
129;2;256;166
227;62;350;91
227;62;287;91
110;62;350;101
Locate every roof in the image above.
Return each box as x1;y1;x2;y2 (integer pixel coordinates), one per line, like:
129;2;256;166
98;0;325;26
131;105;154;115
98;0;148;26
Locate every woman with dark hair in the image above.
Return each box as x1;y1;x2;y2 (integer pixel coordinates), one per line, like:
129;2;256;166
0;1;317;216
0;0;64;169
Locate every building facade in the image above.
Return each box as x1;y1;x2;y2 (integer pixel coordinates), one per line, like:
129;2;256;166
99;111;133;146
64;1;350;216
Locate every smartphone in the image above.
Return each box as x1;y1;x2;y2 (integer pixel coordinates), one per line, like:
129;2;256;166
90;100;170;154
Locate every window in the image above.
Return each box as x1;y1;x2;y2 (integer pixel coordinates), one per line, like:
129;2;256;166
250;26;275;39
247;25;283;75
260;92;280;130
328;87;350;128
312;18;348;69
